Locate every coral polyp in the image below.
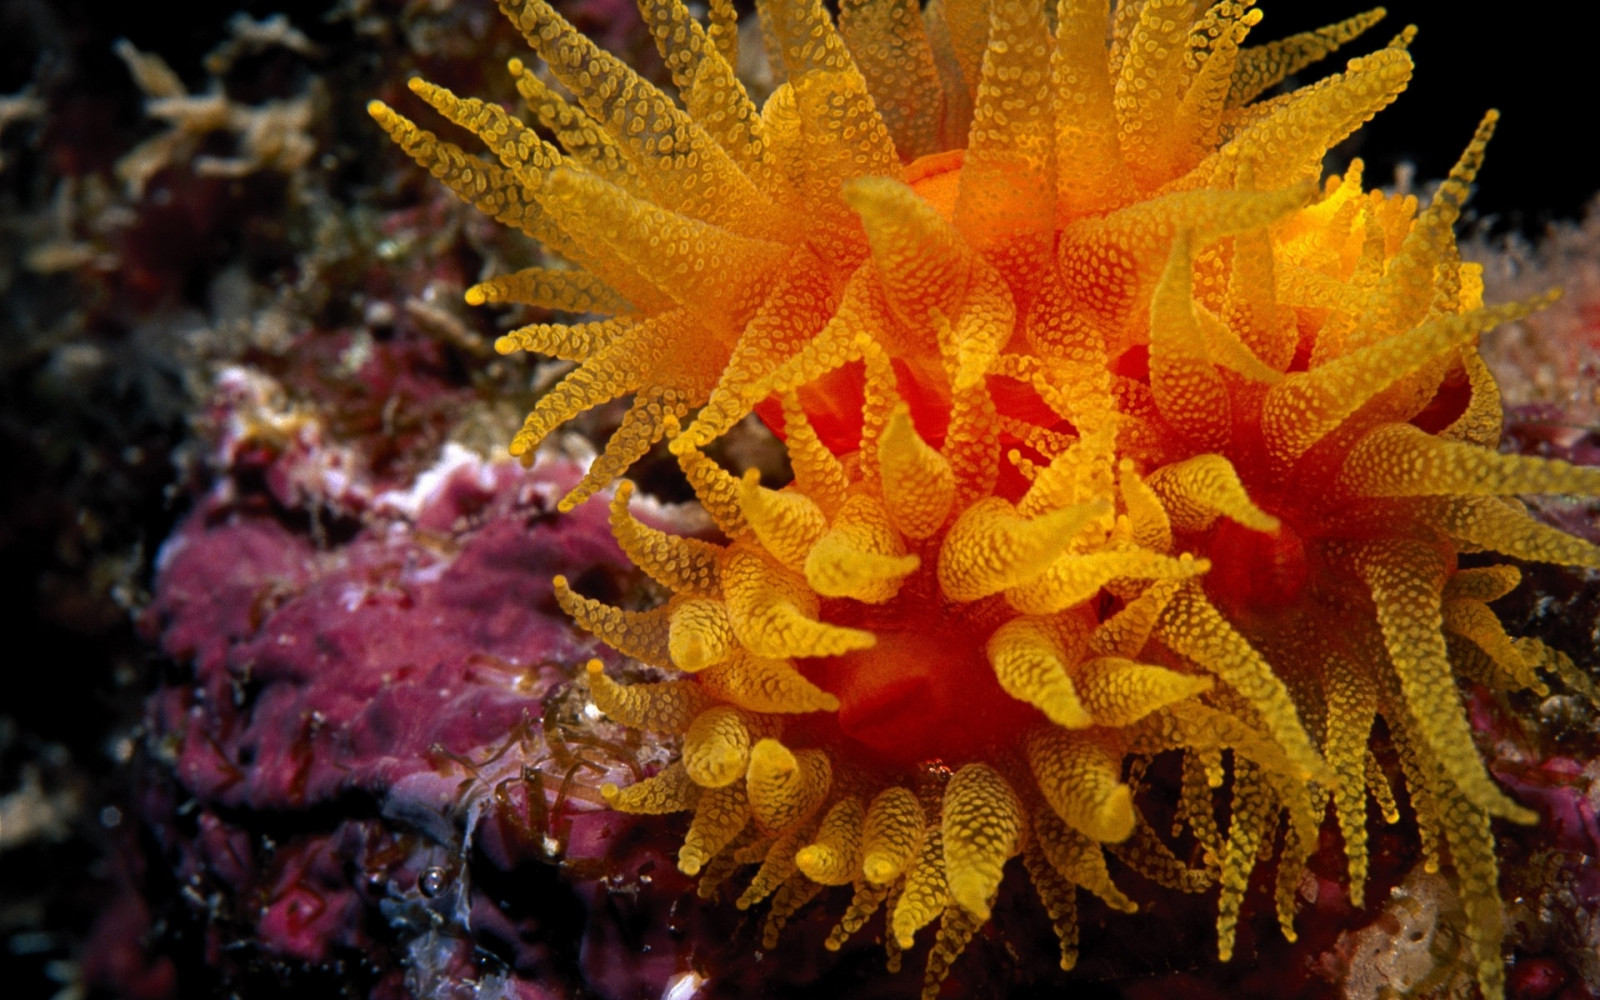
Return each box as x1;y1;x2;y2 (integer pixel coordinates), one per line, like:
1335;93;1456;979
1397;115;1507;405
371;0;1600;996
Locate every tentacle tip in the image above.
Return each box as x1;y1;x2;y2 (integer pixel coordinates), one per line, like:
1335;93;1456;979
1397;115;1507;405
1048;705;1095;730
671;647;706;672
1505;803;1539;826
1095;790;1137;844
750;737;797;773
955;896;992;922
949;878;994;922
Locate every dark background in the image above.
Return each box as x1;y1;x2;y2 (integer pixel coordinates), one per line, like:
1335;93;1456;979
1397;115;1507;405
1219;0;1599;234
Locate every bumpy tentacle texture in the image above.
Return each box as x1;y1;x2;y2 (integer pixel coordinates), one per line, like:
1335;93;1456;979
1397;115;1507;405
376;1;1600;997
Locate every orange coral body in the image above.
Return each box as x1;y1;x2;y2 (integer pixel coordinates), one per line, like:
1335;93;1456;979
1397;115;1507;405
371;1;1600;997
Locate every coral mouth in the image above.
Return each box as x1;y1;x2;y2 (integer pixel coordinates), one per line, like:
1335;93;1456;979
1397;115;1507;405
833;670;938;755
807;624;1039;766
1202;516;1312;618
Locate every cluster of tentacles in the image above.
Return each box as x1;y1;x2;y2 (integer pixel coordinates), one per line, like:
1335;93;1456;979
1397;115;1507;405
371;0;1600;996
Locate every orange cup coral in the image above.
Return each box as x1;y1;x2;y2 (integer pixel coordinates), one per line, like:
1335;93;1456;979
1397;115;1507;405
370;1;1600;996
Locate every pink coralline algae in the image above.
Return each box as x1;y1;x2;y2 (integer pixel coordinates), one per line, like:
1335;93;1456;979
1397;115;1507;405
121;353;730;999
148;428;616;815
